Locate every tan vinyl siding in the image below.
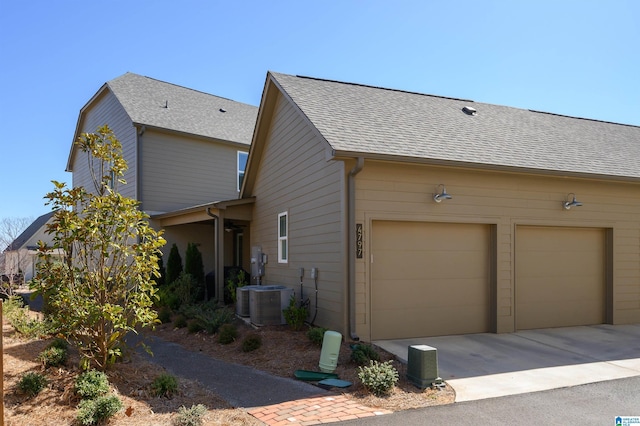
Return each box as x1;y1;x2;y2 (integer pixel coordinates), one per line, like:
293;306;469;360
140;130;245;213
71;90;137;199
355;160;640;341
250;93;345;332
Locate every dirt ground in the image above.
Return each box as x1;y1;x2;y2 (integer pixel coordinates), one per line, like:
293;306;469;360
2;315;454;425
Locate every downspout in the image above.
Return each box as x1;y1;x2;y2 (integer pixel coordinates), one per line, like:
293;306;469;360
136;125;146;207
348;157;364;340
206;208;220;304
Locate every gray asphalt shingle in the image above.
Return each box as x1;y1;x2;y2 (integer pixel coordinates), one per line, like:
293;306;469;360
108;73;258;145
271;72;640;179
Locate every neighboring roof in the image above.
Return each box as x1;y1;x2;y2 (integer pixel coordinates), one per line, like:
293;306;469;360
107;73;258;143
269;72;640;180
67;73;258;170
5;211;56;252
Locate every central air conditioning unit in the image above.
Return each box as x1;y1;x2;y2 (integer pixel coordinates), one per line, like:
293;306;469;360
249;285;294;326
236;285;262;317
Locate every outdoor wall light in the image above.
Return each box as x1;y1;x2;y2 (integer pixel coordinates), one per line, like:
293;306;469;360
563;193;583;210
433;184;452;203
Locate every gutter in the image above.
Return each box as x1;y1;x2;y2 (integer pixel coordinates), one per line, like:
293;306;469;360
347;157;364;340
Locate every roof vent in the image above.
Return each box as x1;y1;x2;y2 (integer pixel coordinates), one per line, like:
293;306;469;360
219;108;227;113
462;106;477;116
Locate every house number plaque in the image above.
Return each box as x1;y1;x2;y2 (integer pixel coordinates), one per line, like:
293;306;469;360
356;224;363;259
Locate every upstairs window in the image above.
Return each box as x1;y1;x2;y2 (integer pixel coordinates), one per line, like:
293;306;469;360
237;151;248;191
278;211;288;263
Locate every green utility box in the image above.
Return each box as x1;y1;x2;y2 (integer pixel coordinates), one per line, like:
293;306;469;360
406;344;439;389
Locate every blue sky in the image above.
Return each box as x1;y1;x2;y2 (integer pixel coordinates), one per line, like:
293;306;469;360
1;0;638;221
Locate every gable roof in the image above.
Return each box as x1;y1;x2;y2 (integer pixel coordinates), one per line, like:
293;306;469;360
4;211;56;252
67;73;258;170
267;72;640;181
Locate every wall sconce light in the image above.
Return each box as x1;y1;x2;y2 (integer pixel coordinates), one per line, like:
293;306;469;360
433;184;452;203
563;193;583;210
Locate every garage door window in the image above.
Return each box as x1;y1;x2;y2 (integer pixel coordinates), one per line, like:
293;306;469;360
278;212;288;263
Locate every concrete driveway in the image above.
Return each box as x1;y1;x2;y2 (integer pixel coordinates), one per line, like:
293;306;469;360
374;324;640;401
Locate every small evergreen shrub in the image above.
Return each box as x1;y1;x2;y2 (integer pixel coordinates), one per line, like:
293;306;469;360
187;320;205;334
76;394;123;425
75;370;110;400
174;404;208;426
156;284;181;310
218;323;238;344
185;243;205;298
173;314;188;328
152;373;179;398
158;306;173;324
166;243;183;285
48;337;69;351
307;327;328;346
3;296;56;338
357;360;399;396
38;346;67;368
241;333;262;352
17;371;47;397
282;294;308;331
350;343;380;366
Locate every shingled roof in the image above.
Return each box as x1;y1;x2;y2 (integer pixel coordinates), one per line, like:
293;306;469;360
270;72;640;180
106;73;258;143
4;211;56;252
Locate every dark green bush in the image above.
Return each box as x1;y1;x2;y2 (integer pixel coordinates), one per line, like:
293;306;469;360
218;323;238;344
357;360;399;396
151;373;179;398
74;370;110;400
166;243;183;285
187;320;204;334
173;314;187;328
185;243;205;298
38;346;67;368
48;337;69;351
307;327;328;346
241;333;262;352
18;371;47;397
157;306;172;324
282;294;308;331
181;302;234;334
76;394;123;425
156;284;181;310
350;343;380;366
174;404;208;426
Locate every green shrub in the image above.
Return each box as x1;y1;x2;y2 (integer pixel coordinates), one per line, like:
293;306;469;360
152;373;179;398
156;284;181;310
157;306;173;324
241;333;262;352
307;327;328;346
357;360;399;396
38;346;67;368
218;323;238;344
17;371;48;397
76;394;123;425
3;295;56;338
350;343;380;366
173;314;187;328
75;370;110;400
187;320;204;334
174;404;208;426
185;243;205;298
181;302;234;334
48;337;69;351
282;294;308;331
226;269;248;303
166;243;183;285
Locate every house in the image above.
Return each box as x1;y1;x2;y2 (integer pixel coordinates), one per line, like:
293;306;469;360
66;73;258;294
2;211;60;284
241;72;640;342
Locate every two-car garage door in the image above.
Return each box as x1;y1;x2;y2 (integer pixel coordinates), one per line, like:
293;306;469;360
371;221;606;340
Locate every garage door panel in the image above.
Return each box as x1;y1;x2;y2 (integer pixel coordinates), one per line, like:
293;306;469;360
372;221;491;339
516;226;605;330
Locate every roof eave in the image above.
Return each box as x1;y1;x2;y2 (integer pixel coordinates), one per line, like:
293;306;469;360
330;150;640;183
